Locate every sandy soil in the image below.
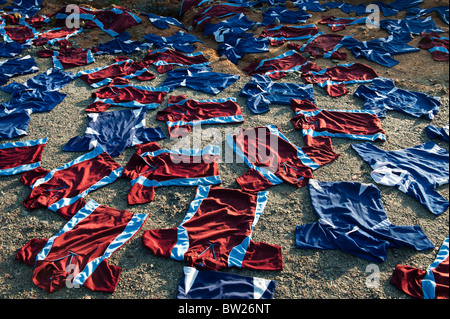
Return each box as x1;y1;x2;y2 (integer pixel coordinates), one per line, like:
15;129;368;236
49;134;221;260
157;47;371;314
0;0;448;300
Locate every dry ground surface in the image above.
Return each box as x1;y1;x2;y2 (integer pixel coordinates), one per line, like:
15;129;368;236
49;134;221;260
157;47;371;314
0;0;448;301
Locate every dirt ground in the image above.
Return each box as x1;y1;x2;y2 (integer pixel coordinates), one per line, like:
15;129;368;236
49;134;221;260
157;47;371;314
0;0;448;302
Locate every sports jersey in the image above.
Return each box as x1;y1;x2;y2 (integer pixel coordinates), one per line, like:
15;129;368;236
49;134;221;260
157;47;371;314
2;0;43;17
37;40;95;70
390;236;449;299
425;124;449;143
143;31;203;54
192;3;246;29
156;94;244;138
0;23;39;43
319;16;372;32
322;2;368;16
290;99;386;150
142;185;283;271
92;32;151;56
261;5;311;25
354;77;441;120
0;111;31;139
143;48;210;74
240;74;314;114
0;41;25;57
243;50;321;80
76;59;155;88
20;146;123;220
180;0;204;15
301;63;379;97
0;54;38;86
203;13;255;43
341;34;420;68
123;142;222;205
226;124;339;192
32;28;82;46
141;12;186;30
16;200;147;293
260;23;318;47
217;32;270;64
177;267;277;299
0;138;46;176
161;65;240;95
406;6;449;25
418;32;449;62
351;141;449;216
295;180;435;262
63;109;166;157
86;83;170;112
380;16;444;42
287;32;350;60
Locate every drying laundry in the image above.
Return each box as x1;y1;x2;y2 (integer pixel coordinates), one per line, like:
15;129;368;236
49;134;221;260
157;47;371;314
0;54;38;86
322;2;368;16
0;41;26;57
32;27;82;46
301;63;379;97
243;49;321;80
156;94;244;138
390;236;449;299
380;16;444;42
16;200;147;293
180;0;205;15
160;65;240;95
76;59;155;88
0;23;39;43
122;142;221;205
142;185;283;271
240;74;314;114
203;13;255;42
290;99;386;151
0;138;47;176
354;77;441;120
1;68;76;115
141;12;186;30
406;6;449;25
341;34;420;68
418;32;449;62
425;124;449;143
63;109;166;157
92;32;151;55
37;40;95;70
0;111;31;139
177;266;277;299
292;0;327;12
261;4;311;25
86;83;170;112
143;48;210;74
260;23;318;47
287;32;350;60
319;16;373;32
143;31;203;54
295;180;435;262
192;3;246;29
217;32;270;64
20;146;123;220
374;0;424;16
226;124;339;192
351;141;449;216
2;0;43;17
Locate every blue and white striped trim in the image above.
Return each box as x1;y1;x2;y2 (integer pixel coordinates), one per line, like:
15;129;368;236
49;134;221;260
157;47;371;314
89;68;152;88
0;137;47;150
168;97;237;106
295;108;378;117
75;59;133;76
167;115;244;128
131;175;221;188
253;50;299;71
422;236;449;299
0;138;47;176
228;191;269;268
323;35;353;59
298;31;324;51
171;185;211;260
303;128;387;142
429;46;449;54
141;145;220;158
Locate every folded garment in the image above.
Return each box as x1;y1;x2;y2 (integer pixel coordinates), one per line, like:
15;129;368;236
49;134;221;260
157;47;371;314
354;77;441;119
240;74;314;114
92;32;151;55
192;3;246;29
161;65;240;95
141;12;186;30
0;111;31;139
287;32;350;60
143;31;203;53
260;23;318;46
203;13;255;42
262;4;311;25
143;48;209;73
86;83;170;112
380;16;444;42
32;27;82;46
37;40;95;70
0;138;47;176
295;180;435;262
123;142;222;205
156;95;244;138
63;109;166;157
425;124;449;143
302;63;379;97
243;50;321;80
352;141;449;216
418;32;449;62
217;32;270;64
0;54;38;86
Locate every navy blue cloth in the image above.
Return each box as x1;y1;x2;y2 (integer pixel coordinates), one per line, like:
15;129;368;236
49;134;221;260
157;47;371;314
141;12;186;30
352;142;449;216
94;32;151;55
3;0;43;17
0;55;38;86
295;180;435;262
161;65;240;95
240;74;314;114
341;35;420;68
63;109;166;157
0;42;25;58
406;6;449;25
425;124;449;143
217;32;269;64
0;111;31;139
380;16;444;40
177;267;277;299
354;77;441;120
262;5;311;25
143;31;203;53
203;13;255;42
293;0;327;12
323;2;368;16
